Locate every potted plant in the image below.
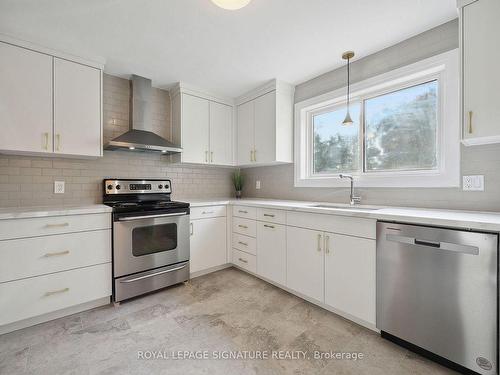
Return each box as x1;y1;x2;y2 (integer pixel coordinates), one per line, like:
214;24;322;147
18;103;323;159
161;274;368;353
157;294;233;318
232;169;244;199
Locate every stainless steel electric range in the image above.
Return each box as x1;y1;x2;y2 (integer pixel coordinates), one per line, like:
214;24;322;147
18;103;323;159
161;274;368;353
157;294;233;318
103;179;190;302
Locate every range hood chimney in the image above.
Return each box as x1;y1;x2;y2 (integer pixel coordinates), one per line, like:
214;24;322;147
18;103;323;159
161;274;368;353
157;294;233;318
105;75;182;154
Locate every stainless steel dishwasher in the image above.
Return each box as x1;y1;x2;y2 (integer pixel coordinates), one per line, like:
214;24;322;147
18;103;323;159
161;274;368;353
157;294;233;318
377;222;498;375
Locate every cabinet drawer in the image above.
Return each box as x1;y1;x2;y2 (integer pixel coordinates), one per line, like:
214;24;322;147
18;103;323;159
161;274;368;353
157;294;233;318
257;208;286;224
232;217;256;237
232;248;256;273
190;205;227;220
0;230;111;283
232;205;257;219
232;233;256;255
0;213;111;240
0;263;111;326
287;211;376;239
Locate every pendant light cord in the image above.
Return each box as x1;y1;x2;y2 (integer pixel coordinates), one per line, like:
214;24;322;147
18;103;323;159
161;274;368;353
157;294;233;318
346;57;350;112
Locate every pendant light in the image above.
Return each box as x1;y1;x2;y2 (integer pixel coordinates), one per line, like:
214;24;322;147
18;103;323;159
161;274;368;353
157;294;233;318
342;51;355;126
211;0;251;10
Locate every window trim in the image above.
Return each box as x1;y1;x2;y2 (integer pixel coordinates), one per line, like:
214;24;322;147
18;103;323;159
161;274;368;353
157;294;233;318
294;49;460;188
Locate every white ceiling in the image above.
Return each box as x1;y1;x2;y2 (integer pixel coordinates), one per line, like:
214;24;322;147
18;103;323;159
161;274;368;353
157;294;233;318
0;0;457;97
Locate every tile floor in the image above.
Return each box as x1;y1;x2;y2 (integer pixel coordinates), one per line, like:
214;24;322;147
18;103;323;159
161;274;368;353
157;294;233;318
0;267;457;375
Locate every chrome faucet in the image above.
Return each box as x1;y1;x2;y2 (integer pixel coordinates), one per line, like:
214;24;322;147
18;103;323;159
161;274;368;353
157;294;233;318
339;174;361;205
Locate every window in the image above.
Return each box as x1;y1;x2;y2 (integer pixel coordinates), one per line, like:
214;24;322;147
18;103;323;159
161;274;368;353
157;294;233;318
295;50;460;188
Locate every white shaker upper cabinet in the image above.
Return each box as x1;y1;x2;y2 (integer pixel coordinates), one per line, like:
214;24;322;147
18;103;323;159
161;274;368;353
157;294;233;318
461;0;500;145
0;42;53;154
253;91;276;164
237;100;254;165
54;58;102;157
209;101;233;166
236;80;294;167
181;93;210;164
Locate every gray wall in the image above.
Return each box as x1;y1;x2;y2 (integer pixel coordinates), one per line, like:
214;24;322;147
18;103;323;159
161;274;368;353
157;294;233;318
242;19;500;212
0;75;234;208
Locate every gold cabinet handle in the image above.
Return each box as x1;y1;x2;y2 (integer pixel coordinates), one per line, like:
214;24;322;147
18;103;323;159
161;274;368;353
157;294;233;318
250;150;254;162
205;150;209;163
56;134;61;151
45;222;69;229
253;149;257;162
44;250;70;257
238;210;248;214
325;235;330;254
238;257;248;264
43;132;49;150
238;224;248;229
210;151;214;163
44;287;69;297
468;111;473;134
263;213;275;218
238;241;248;246
202;211;214;215
263;224;275;229
317;234;322;252
190;222;194;236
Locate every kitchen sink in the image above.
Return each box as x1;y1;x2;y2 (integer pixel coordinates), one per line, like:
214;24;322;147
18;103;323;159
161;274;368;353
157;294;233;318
310;204;381;211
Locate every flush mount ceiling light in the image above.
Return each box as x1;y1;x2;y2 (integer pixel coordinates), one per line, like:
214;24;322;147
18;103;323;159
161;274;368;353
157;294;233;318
342;51;355;126
211;0;251;10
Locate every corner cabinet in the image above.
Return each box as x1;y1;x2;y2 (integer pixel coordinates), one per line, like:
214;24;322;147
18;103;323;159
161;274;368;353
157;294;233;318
459;0;500;146
0;38;104;157
236;80;294;167
172;84;234;166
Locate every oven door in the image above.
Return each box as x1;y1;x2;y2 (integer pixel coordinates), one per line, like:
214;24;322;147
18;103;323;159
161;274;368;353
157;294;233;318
113;212;190;278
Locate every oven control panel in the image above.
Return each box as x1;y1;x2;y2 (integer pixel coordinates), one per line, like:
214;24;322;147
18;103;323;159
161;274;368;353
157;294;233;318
105;179;171;194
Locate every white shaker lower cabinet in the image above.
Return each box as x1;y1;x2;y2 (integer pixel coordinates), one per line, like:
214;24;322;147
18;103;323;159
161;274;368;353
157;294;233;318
256;221;286;285
190;216;227;275
286;226;324;302
324;233;376;325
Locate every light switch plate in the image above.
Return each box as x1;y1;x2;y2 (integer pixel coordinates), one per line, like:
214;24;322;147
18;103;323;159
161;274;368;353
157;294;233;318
54;181;65;194
256;180;261;190
462;175;484;191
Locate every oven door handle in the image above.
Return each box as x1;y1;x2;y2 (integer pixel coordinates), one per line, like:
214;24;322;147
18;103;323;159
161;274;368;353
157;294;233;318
119;263;188;283
117;212;187;221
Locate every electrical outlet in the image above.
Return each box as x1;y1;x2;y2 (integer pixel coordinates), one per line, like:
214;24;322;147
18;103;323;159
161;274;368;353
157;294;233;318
462;175;484;191
256;180;261;190
54;181;65;194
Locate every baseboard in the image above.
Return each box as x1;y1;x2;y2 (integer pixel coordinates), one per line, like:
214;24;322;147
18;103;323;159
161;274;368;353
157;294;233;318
190;263;232;279
231;265;378;332
0;297;111;335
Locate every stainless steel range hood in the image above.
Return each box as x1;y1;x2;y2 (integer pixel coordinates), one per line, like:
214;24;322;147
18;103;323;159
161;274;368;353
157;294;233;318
105;75;182;154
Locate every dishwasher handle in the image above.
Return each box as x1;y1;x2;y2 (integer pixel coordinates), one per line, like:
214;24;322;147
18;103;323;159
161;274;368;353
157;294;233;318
386;234;479;255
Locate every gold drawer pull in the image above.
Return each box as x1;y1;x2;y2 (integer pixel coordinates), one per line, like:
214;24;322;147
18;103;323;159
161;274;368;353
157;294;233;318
238;210;248;214
45;223;69;229
468;111;473;134
264;224;275;229
325;235;330;254
263;213;275;218
44;287;69;297
238;258;248;264
44;250;70;257
317;234;322;252
238;225;248;229
56;134;61;151
238;241;248;246
202;211;214;215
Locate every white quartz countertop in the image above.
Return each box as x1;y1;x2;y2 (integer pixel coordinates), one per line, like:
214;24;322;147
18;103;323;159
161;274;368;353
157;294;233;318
184;198;500;232
0;204;112;220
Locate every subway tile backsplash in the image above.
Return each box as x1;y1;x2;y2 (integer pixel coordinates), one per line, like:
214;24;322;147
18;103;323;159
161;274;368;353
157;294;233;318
0;74;234;208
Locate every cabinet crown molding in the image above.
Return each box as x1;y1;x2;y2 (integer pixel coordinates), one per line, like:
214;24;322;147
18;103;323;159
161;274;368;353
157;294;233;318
0;33;105;69
171;82;234;106
236;79;295;106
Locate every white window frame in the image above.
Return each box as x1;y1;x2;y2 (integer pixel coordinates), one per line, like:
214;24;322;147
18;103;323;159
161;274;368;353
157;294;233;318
294;49;460;188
